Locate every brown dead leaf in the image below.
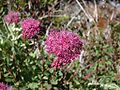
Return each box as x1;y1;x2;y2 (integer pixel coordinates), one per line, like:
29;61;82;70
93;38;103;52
97;17;108;29
115;74;120;80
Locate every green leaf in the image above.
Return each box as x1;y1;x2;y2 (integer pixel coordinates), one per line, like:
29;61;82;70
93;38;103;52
51;80;58;85
28;82;39;89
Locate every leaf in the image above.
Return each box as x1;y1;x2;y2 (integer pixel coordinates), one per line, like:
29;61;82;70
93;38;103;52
5;78;13;82
28;82;39;89
103;83;120;90
97;17;107;29
51;80;58;85
113;25;120;33
73;79;80;85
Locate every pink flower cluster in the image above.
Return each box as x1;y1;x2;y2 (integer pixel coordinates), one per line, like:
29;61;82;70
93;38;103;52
21;18;41;39
0;82;12;90
4;11;20;24
45;30;83;68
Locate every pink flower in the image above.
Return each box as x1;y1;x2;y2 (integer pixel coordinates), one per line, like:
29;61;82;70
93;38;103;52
21;18;41;39
4;11;20;24
45;30;83;68
6;86;12;90
0;82;12;90
0;82;5;89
